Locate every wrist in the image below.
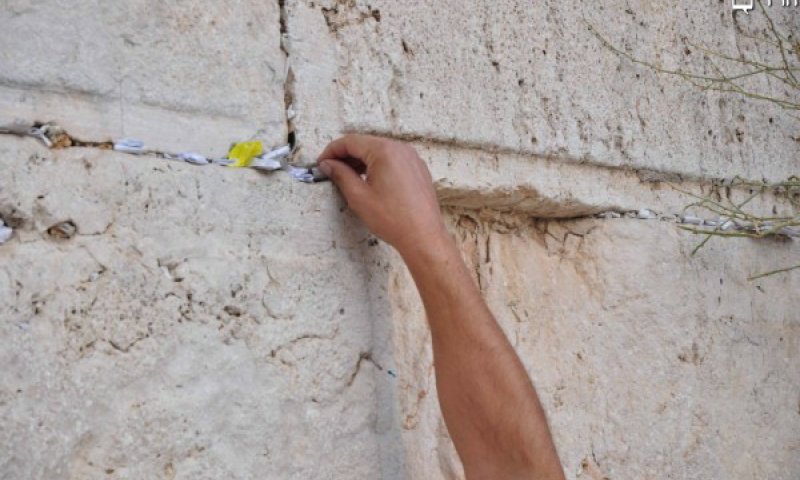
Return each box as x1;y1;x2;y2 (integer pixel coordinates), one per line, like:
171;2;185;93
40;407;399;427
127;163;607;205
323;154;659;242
395;224;458;266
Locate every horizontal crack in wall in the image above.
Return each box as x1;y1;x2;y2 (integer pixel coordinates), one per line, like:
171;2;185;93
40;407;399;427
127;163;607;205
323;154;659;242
1;123;795;226
346;128;776;186
444;204;799;239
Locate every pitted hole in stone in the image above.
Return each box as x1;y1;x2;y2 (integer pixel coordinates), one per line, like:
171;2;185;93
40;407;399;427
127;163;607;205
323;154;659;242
1;208;28;229
47;220;77;240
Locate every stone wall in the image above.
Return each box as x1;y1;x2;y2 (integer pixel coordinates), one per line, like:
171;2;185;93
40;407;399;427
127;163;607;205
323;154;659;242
1;1;798;479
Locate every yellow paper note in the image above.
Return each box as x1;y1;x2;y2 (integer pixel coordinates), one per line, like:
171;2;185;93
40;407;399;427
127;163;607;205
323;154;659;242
227;141;264;167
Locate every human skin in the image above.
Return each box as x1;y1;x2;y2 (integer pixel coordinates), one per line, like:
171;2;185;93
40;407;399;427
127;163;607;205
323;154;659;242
318;135;565;480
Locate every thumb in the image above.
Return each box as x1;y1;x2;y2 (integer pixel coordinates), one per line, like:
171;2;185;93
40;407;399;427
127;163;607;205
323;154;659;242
319;159;371;209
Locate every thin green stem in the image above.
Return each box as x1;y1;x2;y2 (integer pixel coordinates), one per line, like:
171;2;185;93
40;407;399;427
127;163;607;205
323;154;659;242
758;0;798;85
748;264;800;281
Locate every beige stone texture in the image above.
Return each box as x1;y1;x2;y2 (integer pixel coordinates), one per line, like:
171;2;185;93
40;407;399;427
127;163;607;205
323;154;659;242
288;0;797;181
0;139;400;479
0;0;287;155
1;1;799;479
389;210;800;479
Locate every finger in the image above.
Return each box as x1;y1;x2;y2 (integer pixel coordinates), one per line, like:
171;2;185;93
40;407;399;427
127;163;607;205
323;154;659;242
317;134;385;168
319;159;372;209
326;155;367;175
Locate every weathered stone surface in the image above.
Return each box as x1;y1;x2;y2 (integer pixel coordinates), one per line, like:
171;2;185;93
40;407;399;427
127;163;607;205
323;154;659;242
288;0;797;181
388;211;800;480
416;141;798;218
0;138;401;479
0;0;287;155
1;1;799;479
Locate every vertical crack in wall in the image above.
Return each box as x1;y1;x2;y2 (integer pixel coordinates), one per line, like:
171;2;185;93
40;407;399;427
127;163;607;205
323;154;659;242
278;0;297;151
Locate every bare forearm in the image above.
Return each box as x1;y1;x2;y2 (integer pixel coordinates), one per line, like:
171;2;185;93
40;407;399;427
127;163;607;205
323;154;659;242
318;135;563;479
399;232;565;479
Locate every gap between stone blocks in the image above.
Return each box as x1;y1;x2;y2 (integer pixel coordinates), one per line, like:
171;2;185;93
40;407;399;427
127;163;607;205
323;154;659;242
0;121;796;242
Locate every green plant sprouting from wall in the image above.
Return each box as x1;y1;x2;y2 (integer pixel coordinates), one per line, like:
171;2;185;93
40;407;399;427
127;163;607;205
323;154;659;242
588;0;799;114
588;1;799;279
672;176;799;279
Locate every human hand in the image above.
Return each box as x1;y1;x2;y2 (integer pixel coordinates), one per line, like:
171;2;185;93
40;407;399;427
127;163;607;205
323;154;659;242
317;135;448;256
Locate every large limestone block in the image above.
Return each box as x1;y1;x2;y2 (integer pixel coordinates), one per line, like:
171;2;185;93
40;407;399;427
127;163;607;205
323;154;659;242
0;0;288;155
287;0;798;180
388;211;800;479
0;137;403;479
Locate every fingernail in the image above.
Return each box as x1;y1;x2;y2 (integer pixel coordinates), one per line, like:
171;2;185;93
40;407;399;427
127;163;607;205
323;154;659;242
318;160;332;176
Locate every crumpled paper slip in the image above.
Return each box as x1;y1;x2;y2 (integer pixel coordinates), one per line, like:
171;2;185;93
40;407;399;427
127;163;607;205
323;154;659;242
0;121;52;147
2;120;329;184
114;138;145;154
287;166;314;183
178;152;209;165
251;157;282;171
637;208;658;220
38;123;72;148
680;215;703;225
0;219;12;245
286;165;329;183
0;121;75;148
227;141;264;167
247;145;330;183
250;145;291;171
